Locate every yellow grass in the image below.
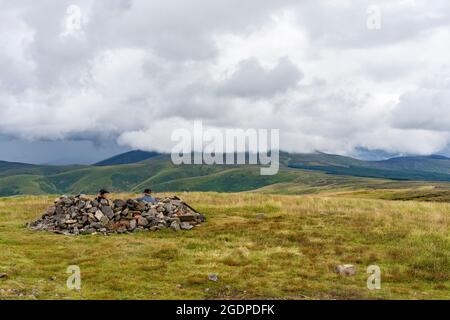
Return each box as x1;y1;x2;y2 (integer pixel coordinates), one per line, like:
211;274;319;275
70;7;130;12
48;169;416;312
0;192;449;300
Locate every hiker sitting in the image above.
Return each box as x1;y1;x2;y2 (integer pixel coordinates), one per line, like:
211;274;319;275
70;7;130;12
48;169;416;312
136;188;157;204
95;189;111;203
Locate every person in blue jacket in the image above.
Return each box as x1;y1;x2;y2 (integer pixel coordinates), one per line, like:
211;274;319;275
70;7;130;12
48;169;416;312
136;188;157;204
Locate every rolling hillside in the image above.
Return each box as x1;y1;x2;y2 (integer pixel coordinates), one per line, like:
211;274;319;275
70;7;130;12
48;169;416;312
0;151;449;197
287;152;450;181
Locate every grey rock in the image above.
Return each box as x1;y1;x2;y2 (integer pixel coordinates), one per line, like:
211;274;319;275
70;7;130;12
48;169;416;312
137;216;149;227
170;221;181;231
100;216;110;226
91;222;102;229
180;222;194;230
77;201;86;209
113;199;126;208
135;202;146;211
208;274;218;282
101;206;115;219
335;264;356;276
94;210;104;221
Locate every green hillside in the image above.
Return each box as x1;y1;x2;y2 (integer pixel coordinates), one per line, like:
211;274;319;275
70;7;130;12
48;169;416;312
0;152;449;198
0;161;84;177
0;175;58;196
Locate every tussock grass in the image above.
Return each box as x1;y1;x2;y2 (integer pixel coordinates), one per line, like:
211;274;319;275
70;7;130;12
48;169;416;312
0;193;449;300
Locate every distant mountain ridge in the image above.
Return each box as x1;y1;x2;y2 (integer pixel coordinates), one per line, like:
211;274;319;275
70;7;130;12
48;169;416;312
287;152;450;181
94;150;161;166
0;150;449;196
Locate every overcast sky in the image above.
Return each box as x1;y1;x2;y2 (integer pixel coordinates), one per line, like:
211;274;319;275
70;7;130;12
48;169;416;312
0;0;449;164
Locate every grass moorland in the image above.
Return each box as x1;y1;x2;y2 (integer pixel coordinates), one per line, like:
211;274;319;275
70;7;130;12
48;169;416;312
0;192;449;300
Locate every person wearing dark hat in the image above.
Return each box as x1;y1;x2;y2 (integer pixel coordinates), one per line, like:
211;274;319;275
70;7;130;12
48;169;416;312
95;189;110;203
136;188;157;204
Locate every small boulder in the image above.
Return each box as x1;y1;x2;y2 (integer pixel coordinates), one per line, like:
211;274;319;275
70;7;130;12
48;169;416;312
208;274;218;282
335;264;356;276
101;206;115;219
170;220;181;231
100;216;110;226
180;222;194;230
137;216;149;227
113;199;126;208
94;210;104;221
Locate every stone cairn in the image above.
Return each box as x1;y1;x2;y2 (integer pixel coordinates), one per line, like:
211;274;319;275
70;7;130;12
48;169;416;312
29;195;205;235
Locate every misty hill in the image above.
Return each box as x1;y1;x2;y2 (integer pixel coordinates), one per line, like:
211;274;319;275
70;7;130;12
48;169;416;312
287;152;450;181
372;155;450;173
0;151;449;197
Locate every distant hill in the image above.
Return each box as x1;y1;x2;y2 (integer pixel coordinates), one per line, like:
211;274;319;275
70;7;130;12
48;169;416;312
0;151;449;196
0;160;84;177
287;153;450;181
371;155;450;174
94;150;161;166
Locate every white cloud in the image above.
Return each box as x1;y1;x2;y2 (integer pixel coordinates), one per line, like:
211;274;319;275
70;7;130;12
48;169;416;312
0;0;449;156
217;57;303;98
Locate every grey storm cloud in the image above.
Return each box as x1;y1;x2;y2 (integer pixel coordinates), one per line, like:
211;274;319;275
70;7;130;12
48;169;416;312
0;0;450;158
391;89;450;132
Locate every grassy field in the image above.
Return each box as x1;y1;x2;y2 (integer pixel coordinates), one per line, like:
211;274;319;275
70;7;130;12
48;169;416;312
0;192;449;300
